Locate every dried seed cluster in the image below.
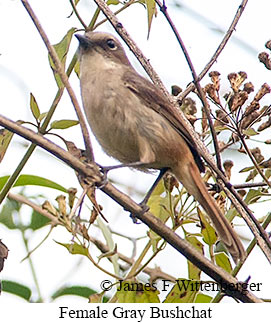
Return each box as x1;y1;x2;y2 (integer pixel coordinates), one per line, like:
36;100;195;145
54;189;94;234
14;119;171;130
204;70;270;133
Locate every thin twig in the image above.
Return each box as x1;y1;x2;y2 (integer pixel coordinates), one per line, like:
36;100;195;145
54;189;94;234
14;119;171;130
178;0;248;101
238;132;271;190
0;115;102;183
233;182;270;189
156;0;223;171
0;87;64;205
8;192;59;225
94;0;136;30
68;187;88;220
69;0;87;29
21;0;94;161
9;192;176;282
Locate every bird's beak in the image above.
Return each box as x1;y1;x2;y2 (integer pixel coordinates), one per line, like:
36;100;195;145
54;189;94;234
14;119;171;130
75;34;91;49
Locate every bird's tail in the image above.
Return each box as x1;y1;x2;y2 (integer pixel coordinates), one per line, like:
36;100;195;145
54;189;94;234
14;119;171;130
174;161;245;263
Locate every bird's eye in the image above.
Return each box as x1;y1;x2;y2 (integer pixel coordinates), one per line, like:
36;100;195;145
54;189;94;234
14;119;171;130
106;39;117;49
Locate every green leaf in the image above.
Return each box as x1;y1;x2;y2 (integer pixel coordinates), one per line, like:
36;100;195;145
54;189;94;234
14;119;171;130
55;241;89;256
148;195;170;251
243;128;259;136
151;177;167;196
74;60;80;78
97;217;119;276
245;169;258;182
114;280;160;303
145;0;156;38
48;28;76;88
148;195;170;223
244;189;263;204
29;210;51;231
195;293;213;303
51;285;97;300
164;279;199;303
265;168;271;179
239;166;254;173
185;235;203;280
215;252;232;273
146;179;169;250
38;112;48;122
0;198;18;229
197;208;217;246
1;280;32;301
107;0;119;4
0;174;67;193
0;128;14;163
30;93;40;121
50;119;79;130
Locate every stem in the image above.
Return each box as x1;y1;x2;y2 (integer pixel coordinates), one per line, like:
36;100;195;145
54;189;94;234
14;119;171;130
126;240;151;278
94;0;136;29
239;133;271;189
0;144;36;204
9;192;176;282
21;0;93;160
21;230;43;302
177;0;248;101
131;241;166;278
156;0;222;171
69;0;87;29
0;27;77;205
86;250;121;280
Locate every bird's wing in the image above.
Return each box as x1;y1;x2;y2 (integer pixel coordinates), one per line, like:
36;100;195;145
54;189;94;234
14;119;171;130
122;69;205;173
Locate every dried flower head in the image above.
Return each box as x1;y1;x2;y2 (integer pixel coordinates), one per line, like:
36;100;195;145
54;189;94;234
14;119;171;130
250;147;264;163
258;115;271;131
228;72;247;92
223;160;234;179
258;52;271;70
171;85;182;96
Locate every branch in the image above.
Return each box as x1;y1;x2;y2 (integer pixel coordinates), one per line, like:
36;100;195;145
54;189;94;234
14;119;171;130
233;182;271;189
69;0;87;29
178;0;248;101
238;133;271;190
21;0;94;161
8;192;59;225
0;114;263;303
156;0;223;172
0;116;101;184
8;192;176;283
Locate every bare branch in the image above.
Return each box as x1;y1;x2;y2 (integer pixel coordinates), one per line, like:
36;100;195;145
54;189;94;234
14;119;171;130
178;0;249;101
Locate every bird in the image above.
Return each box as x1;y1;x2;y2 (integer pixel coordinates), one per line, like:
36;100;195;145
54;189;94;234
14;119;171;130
75;31;245;262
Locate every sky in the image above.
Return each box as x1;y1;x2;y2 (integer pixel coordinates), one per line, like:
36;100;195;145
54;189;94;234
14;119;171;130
0;0;271;304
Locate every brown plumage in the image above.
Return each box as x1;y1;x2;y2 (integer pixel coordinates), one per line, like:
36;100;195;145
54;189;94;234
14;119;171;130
76;31;245;262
